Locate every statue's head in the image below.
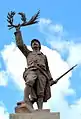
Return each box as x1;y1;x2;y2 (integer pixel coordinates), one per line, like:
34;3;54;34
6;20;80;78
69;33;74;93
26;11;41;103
31;39;41;50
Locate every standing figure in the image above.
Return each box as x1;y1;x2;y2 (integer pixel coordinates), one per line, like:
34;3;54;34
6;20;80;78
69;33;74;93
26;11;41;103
7;11;57;110
14;27;57;110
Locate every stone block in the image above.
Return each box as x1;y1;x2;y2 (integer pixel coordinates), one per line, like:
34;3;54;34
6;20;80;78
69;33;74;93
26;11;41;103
9;111;60;119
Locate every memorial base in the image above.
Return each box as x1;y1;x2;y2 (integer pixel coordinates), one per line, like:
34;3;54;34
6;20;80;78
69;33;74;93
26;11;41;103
9;101;60;119
10;111;60;119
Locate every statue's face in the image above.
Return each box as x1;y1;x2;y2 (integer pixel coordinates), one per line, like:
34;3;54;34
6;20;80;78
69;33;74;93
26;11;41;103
31;41;40;50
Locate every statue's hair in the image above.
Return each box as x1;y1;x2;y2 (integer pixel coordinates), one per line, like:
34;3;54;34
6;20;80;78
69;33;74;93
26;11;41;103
31;39;41;50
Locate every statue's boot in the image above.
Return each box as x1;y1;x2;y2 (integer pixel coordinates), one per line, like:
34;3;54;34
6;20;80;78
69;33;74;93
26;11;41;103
37;98;43;110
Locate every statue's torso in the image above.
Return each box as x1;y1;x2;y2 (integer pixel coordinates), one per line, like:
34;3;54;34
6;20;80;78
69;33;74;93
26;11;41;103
26;51;46;69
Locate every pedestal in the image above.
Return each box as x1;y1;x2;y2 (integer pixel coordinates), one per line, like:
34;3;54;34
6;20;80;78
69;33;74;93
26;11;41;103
9;111;60;119
9;101;60;119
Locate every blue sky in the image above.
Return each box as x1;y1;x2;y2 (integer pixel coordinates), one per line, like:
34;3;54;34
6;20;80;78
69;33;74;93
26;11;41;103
0;0;81;119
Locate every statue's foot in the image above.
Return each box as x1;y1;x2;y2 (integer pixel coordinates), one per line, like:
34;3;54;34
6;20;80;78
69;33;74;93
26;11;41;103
25;103;34;112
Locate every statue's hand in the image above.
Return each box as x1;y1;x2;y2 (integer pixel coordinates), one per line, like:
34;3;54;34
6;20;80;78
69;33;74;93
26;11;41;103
53;80;58;84
15;24;21;32
50;79;58;86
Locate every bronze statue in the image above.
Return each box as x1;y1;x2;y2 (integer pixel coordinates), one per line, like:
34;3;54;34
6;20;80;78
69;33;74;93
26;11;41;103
7;11;77;111
7;11;57;110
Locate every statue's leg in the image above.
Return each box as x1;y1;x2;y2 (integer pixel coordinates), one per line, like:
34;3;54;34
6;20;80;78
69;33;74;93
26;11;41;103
36;70;46;109
24;85;33;108
37;97;43;109
24;70;37;109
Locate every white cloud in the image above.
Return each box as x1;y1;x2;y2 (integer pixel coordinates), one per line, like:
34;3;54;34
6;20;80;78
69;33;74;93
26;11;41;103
39;18;81;66
39;18;67;40
48;96;81;119
0;71;8;86
0;53;8;86
1;42;26;90
39;18;63;34
0;102;9;119
67;43;81;65
0;62;1;69
50;40;81;66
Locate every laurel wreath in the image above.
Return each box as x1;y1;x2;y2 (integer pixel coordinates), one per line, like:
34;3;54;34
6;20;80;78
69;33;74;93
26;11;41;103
7;10;40;30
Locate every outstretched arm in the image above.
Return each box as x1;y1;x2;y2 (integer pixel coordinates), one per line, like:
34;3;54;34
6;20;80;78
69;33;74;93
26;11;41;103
14;27;30;57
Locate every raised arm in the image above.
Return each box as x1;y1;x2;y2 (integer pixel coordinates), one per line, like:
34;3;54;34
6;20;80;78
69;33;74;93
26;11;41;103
14;27;30;57
7;11;40;57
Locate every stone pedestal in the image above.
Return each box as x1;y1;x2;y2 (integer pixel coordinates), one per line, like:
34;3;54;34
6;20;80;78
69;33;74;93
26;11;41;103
9;111;60;119
10;101;60;119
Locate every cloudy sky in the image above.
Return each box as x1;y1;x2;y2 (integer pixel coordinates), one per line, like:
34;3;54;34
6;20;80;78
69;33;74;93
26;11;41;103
0;0;81;119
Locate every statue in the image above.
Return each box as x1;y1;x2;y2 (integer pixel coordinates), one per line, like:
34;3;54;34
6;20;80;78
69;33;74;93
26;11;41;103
7;11;77;111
